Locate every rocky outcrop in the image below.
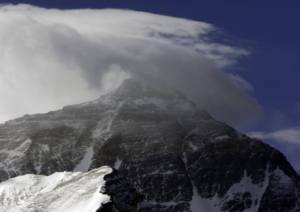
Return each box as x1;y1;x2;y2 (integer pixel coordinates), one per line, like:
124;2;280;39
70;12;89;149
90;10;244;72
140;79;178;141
98;169;143;212
0;79;299;211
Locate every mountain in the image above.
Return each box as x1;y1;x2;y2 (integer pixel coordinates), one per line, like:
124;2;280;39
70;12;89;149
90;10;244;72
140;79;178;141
0;79;299;212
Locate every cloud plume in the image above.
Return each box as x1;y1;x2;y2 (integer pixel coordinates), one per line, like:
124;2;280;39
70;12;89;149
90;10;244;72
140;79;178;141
0;4;260;125
250;127;300;144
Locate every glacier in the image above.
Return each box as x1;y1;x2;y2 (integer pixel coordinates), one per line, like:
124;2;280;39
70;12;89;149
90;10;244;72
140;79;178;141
0;166;112;212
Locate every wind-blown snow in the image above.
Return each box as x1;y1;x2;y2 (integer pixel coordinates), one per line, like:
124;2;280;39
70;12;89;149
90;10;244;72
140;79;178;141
0;166;112;212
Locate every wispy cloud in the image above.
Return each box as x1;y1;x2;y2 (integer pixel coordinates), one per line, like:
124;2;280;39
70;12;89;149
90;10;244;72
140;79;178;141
0;4;260;125
249;127;300;144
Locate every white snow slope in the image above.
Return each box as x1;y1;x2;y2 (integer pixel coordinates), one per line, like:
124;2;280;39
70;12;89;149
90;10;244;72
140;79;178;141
0;166;112;212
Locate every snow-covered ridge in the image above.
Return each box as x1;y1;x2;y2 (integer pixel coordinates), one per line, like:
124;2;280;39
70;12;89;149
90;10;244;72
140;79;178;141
0;166;112;212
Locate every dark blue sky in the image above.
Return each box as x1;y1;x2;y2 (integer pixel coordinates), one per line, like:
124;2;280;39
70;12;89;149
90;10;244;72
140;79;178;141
1;0;300;167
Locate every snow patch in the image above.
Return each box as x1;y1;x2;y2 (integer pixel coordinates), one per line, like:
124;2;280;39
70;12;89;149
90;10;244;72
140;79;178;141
74;146;94;172
114;157;122;170
190;186;220;212
34;143;50;174
223;170;269;212
190;169;270;212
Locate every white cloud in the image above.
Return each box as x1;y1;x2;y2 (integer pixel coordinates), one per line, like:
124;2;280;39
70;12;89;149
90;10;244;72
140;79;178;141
0;4;261;125
249;127;300;144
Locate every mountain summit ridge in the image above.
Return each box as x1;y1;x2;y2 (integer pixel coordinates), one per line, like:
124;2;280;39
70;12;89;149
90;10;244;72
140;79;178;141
0;79;299;212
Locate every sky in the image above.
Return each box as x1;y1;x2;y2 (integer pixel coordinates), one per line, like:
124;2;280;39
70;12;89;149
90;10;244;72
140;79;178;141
0;1;299;170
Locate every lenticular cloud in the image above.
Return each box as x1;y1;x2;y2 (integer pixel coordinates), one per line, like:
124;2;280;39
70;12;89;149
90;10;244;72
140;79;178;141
0;4;260;126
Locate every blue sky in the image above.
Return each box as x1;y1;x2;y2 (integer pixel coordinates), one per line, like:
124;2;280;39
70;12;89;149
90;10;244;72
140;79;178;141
1;0;299;169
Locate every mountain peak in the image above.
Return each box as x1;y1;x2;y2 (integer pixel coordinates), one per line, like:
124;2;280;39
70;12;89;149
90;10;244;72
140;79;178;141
0;78;299;212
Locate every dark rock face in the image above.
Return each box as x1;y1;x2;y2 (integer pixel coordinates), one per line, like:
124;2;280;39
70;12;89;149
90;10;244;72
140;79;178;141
98;169;143;212
184;134;299;212
0;79;299;211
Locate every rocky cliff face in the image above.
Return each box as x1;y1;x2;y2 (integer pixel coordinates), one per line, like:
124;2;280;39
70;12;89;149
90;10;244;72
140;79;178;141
0;79;299;212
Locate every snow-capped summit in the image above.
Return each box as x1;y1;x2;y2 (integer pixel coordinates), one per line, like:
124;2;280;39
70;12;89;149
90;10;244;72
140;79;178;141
0;79;299;211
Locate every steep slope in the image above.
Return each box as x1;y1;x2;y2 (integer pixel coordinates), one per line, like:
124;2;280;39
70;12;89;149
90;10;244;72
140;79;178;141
0;79;299;212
